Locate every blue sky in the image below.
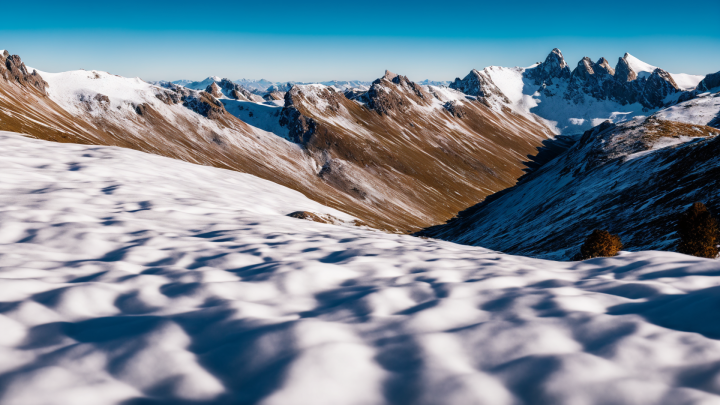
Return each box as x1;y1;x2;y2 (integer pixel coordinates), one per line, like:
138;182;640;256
2;0;719;82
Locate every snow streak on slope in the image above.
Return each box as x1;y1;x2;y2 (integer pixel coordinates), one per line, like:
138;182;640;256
624;54;703;89
4;133;720;405
655;92;720;127
421;115;720;260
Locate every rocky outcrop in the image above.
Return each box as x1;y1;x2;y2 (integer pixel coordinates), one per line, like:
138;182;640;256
279;105;317;144
564;57;616;103
184;92;226;119
365;70;432;114
443;100;467;118
205;82;223;98
526;48;571;85
525;50;685;109
641;68;680;108
449;69;510;106
0;52;48;95
697;71;720;93
263;91;285;101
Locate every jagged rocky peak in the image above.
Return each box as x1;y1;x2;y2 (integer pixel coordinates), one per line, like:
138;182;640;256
205;82;223;98
572;57;595;80
594;57;615;75
0;51;48;95
450;68;510;106
383;70;399;81
642;68;681;107
526;48;572;84
615;54;638;82
364;70;432;114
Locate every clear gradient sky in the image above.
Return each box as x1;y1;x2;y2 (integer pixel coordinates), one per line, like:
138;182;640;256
2;0;719;82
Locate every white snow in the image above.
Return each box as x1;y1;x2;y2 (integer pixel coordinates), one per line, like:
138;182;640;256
654;92;720;127
39;69;158;115
3;131;720;404
671;73;705;90
624;54;704;90
624;53;658;80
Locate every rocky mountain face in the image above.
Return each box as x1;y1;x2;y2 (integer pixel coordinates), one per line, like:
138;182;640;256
0;50;553;232
270;70;554;229
420;94;720;259
529;49;683;109
697;71;720;93
449;69;510;107
205;78;264;102
448;48;711;134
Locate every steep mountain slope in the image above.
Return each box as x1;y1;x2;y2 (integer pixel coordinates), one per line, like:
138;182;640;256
420;95;720;259
4;132;720;405
1;50;554;232
450;49;709;134
271;71;553;229
0;51;387;229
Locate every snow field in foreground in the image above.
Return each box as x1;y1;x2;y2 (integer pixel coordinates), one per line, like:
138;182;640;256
1;132;720;404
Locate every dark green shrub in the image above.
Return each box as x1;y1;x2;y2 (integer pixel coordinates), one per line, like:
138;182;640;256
580;229;623;259
677;202;719;258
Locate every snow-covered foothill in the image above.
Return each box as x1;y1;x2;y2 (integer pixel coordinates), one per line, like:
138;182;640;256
2;132;720;404
221;100;291;139
654;92;720;127
40;69;162;116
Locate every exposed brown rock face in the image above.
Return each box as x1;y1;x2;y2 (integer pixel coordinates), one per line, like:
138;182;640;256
276;73;553;230
205;82;223;98
449;69;510;106
0;53;47;95
263;91;286;101
642;68;680;108
212;78;264;102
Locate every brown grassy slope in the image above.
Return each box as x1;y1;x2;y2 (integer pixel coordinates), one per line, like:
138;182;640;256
1;52;553;231
280;74;553;230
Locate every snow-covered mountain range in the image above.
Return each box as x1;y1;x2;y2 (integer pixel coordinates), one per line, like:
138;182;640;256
448;49;709;134
3;44;720;405
0;49;553;233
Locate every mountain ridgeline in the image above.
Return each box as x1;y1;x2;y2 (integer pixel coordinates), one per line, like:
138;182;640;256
2;46;719;255
0;49;552;233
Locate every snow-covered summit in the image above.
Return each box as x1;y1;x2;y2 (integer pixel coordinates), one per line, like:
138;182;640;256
450;49;714;134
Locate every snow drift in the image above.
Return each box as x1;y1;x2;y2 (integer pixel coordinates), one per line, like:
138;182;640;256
2;132;720;404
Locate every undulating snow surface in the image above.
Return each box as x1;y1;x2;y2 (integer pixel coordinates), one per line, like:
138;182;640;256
3;133;720;405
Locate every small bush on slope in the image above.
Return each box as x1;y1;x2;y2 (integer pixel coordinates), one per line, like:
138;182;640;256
677;202;719;259
579;229;623;260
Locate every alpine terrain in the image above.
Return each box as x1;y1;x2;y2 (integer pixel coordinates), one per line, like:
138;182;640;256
1;43;720;405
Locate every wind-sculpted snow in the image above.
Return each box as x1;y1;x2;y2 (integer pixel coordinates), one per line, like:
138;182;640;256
3;133;720;405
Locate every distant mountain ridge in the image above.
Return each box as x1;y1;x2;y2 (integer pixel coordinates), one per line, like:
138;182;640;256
449;49;708;134
170;77;374;93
